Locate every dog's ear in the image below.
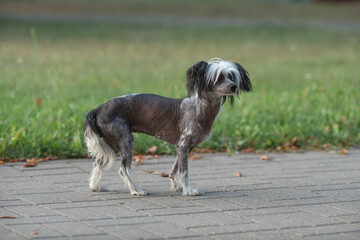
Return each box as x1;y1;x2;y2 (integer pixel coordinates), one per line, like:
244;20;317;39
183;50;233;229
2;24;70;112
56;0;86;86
234;62;252;92
186;61;208;100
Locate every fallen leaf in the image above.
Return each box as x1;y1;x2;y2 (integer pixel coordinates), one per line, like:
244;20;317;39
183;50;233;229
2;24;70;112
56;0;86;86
23;162;37;167
260;155;271;161
276;146;282;151
192;148;216;154
133;155;143;164
143;169;169;178
0;216;17;219
143;169;160;175
341;148;348;155
161;172;169;178
291;137;298;146
322;143;330;149
189;154;203;160
30;230;38;235
241;148;255;153
145;145;157;155
36;97;42;106
235;172;242;177
0;160;4;164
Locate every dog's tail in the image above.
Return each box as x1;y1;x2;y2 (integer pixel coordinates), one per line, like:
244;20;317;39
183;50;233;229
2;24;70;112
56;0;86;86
84;109;115;169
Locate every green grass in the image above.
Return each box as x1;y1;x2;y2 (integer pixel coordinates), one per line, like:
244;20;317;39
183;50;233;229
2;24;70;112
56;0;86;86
0;20;359;159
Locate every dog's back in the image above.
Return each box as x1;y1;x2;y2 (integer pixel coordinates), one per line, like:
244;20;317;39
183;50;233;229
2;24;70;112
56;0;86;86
92;94;184;145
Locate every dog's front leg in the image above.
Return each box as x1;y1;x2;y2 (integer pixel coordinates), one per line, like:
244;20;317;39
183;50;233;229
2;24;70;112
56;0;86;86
177;147;201;196
169;158;181;192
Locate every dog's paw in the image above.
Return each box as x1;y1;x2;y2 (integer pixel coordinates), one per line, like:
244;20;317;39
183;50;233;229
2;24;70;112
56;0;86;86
90;186;109;192
183;187;202;196
91;186;101;192
131;189;149;196
172;186;183;193
170;179;182;192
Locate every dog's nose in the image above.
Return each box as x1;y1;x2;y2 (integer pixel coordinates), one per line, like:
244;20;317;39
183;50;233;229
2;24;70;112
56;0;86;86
231;84;237;92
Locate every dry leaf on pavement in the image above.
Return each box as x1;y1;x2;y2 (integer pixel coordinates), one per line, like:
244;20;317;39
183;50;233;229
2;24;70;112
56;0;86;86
145;145;157;155
260;155;271;161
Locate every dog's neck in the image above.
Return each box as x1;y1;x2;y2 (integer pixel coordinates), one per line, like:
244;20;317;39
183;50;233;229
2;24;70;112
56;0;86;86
195;95;222;130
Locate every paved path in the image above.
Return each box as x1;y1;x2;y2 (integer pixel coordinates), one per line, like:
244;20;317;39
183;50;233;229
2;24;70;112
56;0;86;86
1;151;360;239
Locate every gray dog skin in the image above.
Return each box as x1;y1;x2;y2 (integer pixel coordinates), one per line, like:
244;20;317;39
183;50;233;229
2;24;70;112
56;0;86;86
84;58;252;196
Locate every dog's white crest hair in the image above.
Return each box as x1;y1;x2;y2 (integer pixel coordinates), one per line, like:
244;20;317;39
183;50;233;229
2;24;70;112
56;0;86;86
205;57;241;87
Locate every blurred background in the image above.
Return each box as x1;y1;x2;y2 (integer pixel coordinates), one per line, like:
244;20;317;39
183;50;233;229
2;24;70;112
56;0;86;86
0;0;359;160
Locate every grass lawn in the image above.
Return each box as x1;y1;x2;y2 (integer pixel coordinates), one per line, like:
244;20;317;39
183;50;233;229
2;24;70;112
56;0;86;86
0;12;359;159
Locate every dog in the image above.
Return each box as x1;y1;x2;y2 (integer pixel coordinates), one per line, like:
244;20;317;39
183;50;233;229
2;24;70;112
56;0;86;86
84;58;252;196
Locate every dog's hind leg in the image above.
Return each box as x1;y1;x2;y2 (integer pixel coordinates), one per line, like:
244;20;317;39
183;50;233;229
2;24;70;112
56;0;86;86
118;138;148;196
89;159;104;192
109;120;147;196
85;125;116;192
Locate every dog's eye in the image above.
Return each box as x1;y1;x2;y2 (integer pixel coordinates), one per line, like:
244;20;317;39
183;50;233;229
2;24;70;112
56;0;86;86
228;74;234;81
216;73;225;83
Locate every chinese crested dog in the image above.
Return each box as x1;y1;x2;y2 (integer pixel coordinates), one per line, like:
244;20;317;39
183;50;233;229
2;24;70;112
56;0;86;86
84;58;252;196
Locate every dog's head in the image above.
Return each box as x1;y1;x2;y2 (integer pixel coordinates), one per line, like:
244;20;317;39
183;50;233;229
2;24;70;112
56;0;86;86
186;58;252;105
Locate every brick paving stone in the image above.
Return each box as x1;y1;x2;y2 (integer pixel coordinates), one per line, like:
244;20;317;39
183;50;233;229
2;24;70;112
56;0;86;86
252;229;302;239
228;207;299;217
247;214;313;229
70;234;120;240
1;151;360;239
278;211;344;226
190;198;250;211
141;222;201;238
0;193;18;201
45;221;105;237
302;233;360;240
41;200;113;210
2;215;72;226
288;223;360;237
5;205;59;217
226;195;284;209
335;214;360;224
274;196;337;206
5;187;72;196
154;215;216;229
51;192;100;202
89;205;146;218
0;226;25;240
191;223;276;236
56;207;111;221
0;200;32;207
0;166;24;177
193;211;253;225
212;232;264;240
292;204;356;217
100;225;162;239
108;199;165;211
142;206;215;216
83;216;161;227
5;223;66;238
142;196;196;208
14;193;67;205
